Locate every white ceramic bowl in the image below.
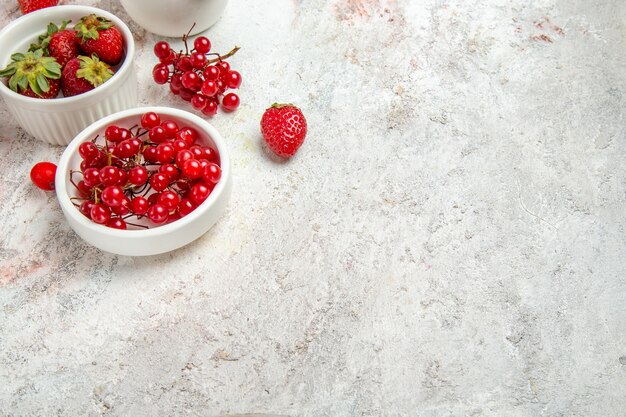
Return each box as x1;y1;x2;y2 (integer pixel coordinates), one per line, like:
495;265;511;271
55;107;232;256
0;5;137;146
120;0;228;37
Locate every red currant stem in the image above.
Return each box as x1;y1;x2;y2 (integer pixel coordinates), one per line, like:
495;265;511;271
123;220;150;229
206;46;240;65
70;197;87;201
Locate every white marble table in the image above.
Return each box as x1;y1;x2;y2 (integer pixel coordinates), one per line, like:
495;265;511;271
1;0;625;416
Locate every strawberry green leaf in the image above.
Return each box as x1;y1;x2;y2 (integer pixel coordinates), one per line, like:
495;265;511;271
29;76;42;96
0;65;16;77
11;53;25;62
9;75;19;92
36;73;50;93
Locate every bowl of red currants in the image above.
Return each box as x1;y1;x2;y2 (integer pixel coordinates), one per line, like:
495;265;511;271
55;107;232;256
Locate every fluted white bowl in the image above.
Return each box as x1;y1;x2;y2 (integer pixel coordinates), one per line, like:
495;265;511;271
55;107;232;256
0;5;137;146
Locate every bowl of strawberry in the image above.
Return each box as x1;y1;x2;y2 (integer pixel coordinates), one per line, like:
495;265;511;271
55;107;232;256
0;5;137;146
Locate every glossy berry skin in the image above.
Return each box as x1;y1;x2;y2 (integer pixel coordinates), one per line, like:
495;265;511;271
182;159;202;179
149;173;170;192
176;127;197;146
260;104;307;158
153;41;170;59
141;112;160;129
147;204;169;224
193;36;211;54
18;0;58;14
158;190;180;211
30;162;57;191
128;166;148;186
221;93;240;112
201;80;218;97
190;52;207;69
202;162;221;184
90;203;111;224
79;200;94;218
190;182;211;205
101;185;125;207
130;196;149;215
203;65;220;81
79;142;100;160
99;166;120;186
83;167;101;187
191;94;208;110
202;101;218;116
48;29;81;68
178;198;197;216
107;217;127;229
225;70;242;89
61;56;114;97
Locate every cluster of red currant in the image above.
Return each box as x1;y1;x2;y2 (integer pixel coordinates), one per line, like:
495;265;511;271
71;111;222;230
152;32;241;117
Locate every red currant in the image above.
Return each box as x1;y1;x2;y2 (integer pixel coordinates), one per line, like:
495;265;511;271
101;185;125;207
180;88;195;101
194;36;211;54
153;66;169;85
143;146;158;163
79;142;100;160
175;149;194;167
221;93;240;112
154;41;171;59
161;120;179;138
99;166;120;186
189;145;204;159
190;182;211;204
79;200;94;218
150;173;170;192
202;147;217;162
105;125;122;142
30;162;57;191
176;127;198;146
110;197;130;215
141;112;161;129
107;217;127;229
117;169;128;186
147;204;169;224
130;196;149;215
182;159;202;179
181;71;200;90
172;138;189;152
225;70;242;89
190;52;207;69
90;203;111;224
217;61;230;72
191;94;208;110
83;167;101;187
178;56;192;71
203;65;220;81
156;143;176;164
149;126;168;143
158;190;180;211
202;100;218;116
159;164;179;181
200;80;218;97
178;198;197;216
128;166;148;186
202;162;221;184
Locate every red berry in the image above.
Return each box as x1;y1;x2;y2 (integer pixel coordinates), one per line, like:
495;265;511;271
158;190;180;211
217;61;230;72
143;146;158;163
176;127;198;146
79;142;100;160
107;217;127;229
105;125;121;142
180;88;195;101
79;200;94;218
149;126;168;143
114;139;138;158
130;196;149;215
202;100;218;116
202;146;217;162
83;167;101;187
189;145;204;159
110;197;130;215
77;180;92;197
161;120;179;138
178;56;192;71
172;138;189;152
156;143;176;164
200;80;218;97
159;164;179;181
182;159;202;179
19;0;59;14
190;52;207;69
221;93;240;112
181;71;200;90
99;166;120;186
260;104;307;158
117;169;128;186
194;36;211;54
191;94;208;110
175;149;194;167
225;70;242;89
101;185;125;207
30;162;57;191
202;162;221;184
178;198;197;216
154;41;171;59
147;204;169;224
149;173;170;192
141;112;160;129
203;65;220;81
190;182;211;204
90;203;111;224
128;166;148;186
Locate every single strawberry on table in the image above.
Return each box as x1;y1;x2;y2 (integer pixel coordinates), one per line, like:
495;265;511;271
0;50;61;98
74;14;124;66
260;104;307;158
61;55;114;97
18;0;58;14
29;21;81;68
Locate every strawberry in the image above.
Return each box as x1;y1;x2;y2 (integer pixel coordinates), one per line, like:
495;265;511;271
0;50;61;99
29;21;81;68
18;0;58;14
260;104;307;158
61;55;114;97
74;15;124;66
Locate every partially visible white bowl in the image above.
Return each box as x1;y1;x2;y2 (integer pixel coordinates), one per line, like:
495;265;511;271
120;0;228;37
0;5;137;146
55;107;232;256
